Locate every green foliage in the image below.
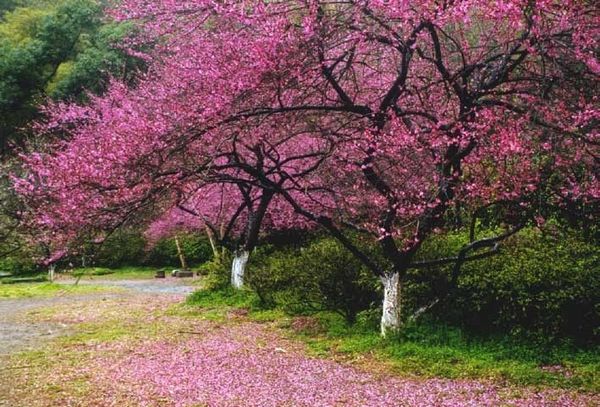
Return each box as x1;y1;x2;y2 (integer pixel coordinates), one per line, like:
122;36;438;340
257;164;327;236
0;1;17;15
407;227;600;344
92;230;146;268
245;247;295;306
0;251;38;275
244;225;598;343
455;228;599;343
186;285;258;310
0;1;97;109
146;233;213;267
403;230;468;313
247;237;380;323
45;19;139;99
195;255;231;288
0;0;140;150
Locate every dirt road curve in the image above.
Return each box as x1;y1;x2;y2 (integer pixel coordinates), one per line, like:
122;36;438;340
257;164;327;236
0;278;195;356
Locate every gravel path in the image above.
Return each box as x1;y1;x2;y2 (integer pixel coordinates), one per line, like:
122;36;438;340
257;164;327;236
0;278;195;356
64;278;197;295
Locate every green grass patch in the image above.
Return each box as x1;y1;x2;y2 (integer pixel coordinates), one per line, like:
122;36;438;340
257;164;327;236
302;313;600;392
70;266;157;280
1;275;48;284
61;322;134;345
183;286;277;323
57;320;170;346
186;285;259;309
0;282;111;299
248;308;287;323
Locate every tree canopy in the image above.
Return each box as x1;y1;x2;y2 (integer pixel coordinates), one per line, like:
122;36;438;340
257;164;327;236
15;0;600;335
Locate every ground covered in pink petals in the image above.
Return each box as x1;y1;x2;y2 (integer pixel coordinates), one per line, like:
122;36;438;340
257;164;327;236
89;323;597;407
2;284;597;407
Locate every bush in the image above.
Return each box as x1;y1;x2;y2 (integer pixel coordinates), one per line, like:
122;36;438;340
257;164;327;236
404;231;468;315
408;227;600;344
196;255;232;289
247;238;380;323
0;254;38;276
246;246;296;307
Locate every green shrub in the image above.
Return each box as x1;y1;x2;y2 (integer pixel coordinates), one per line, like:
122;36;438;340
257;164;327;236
196;255;231;289
246;247;296;307
404;231;468;314
247;238;380;323
408;227;600;343
0;254;38;276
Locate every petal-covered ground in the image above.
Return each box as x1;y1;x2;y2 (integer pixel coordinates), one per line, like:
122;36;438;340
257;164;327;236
92;324;597;407
1;281;598;407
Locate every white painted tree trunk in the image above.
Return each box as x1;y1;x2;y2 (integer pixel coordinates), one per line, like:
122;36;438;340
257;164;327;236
380;272;402;337
48;264;56;282
231;250;249;289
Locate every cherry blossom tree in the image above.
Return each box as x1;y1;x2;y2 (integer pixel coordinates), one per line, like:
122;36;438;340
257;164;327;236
145;184;242;264
147;182;268;287
157;182;316;288
16;1;599;335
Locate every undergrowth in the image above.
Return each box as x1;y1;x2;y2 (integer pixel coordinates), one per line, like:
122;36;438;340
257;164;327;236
186;286;600;392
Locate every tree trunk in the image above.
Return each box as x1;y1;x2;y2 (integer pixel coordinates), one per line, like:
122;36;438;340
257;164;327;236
48;264;56;282
231;250;249;289
230;190;273;289
174;236;188;269
380;272;402;337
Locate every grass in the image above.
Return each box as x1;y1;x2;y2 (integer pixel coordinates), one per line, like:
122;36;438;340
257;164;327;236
0;266;162;298
0;282;111;299
180;285;262;322
186;285;259;309
185;285;600;392
1;275;48;284
69;266;158;280
305;313;600;392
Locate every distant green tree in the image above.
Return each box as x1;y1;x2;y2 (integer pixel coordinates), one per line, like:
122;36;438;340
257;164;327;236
0;0;139;152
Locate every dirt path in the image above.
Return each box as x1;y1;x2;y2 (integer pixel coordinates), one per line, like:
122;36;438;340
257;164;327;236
0;278;195;356
63;277;197;295
0;295;92;356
